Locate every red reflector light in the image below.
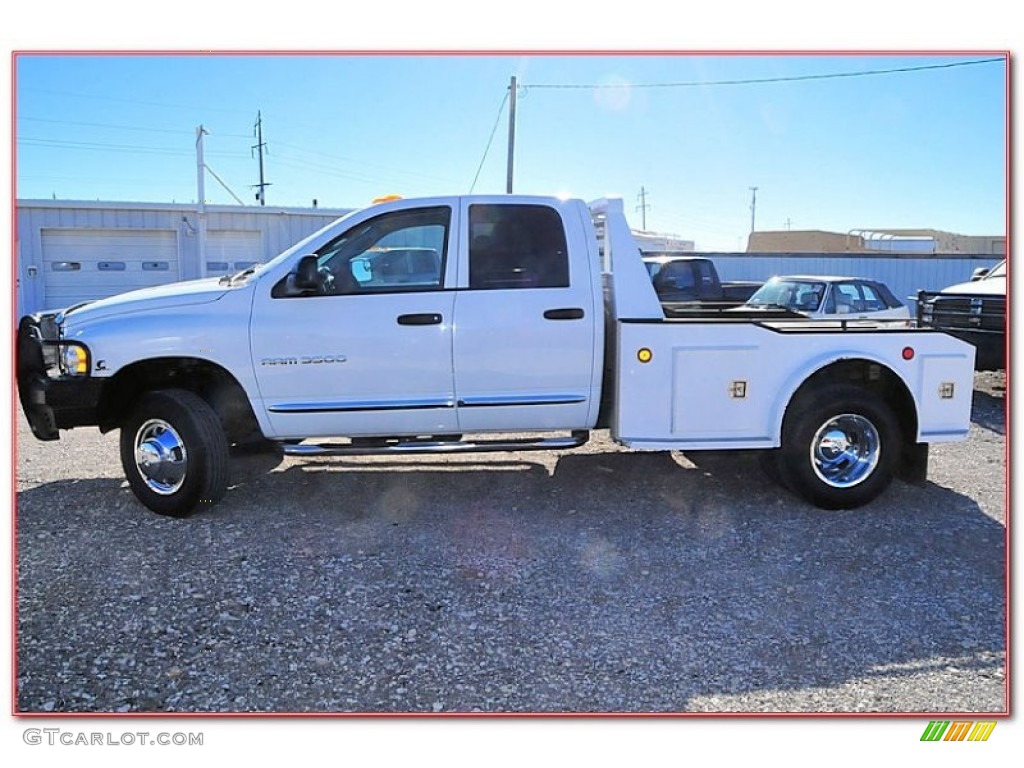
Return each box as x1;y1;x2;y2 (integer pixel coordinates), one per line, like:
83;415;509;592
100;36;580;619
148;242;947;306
902;347;915;360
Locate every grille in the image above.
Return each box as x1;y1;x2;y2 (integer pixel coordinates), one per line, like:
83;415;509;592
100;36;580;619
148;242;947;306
920;293;1005;333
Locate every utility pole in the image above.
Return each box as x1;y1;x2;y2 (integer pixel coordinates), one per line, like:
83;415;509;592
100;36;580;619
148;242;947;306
636;187;650;230
749;186;759;233
252;110;270;206
785;217;793;231
196;125;206;210
196;125;208;278
506;76;517;194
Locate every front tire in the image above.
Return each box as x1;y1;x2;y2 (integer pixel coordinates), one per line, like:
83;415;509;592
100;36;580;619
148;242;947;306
120;389;229;517
778;384;900;510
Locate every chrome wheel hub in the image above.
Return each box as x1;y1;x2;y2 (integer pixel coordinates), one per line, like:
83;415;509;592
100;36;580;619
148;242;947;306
810;414;880;488
134;419;187;495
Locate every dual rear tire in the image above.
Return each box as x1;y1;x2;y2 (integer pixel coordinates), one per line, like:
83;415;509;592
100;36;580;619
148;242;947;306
774;384;901;509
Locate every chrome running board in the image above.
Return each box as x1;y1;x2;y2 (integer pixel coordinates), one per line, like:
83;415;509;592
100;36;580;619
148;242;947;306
280;431;590;457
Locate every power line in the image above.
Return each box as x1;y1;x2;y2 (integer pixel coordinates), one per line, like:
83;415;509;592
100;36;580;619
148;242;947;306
269;154;388;185
522;57;1004;90
272;150;452;189
17;116;193;135
19;125;457;192
17;137;193;156
469;89;510;193
272;140;455;186
17;86;254;114
17;115;255;140
17;136;246;160
19;174;187;188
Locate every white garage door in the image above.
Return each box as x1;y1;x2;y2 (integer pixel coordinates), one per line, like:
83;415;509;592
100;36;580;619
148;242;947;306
41;228;180;310
206;230;263;275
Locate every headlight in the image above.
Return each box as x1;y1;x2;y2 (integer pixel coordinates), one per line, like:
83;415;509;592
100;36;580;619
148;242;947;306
59;344;89;375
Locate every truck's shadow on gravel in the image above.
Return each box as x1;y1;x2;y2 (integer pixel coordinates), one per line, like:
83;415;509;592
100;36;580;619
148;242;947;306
16;448;1005;713
971;390;1006;435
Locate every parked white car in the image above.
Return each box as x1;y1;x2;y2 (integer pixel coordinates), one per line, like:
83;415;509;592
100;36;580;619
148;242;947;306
740;276;911;322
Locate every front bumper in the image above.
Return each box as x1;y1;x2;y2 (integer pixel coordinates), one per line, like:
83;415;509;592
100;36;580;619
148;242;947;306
17;315;104;440
916;291;1006;371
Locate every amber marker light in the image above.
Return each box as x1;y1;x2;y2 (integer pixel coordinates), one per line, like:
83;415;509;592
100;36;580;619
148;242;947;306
637;348;653;363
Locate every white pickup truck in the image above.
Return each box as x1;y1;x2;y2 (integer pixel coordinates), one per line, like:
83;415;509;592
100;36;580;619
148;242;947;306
17;195;976;517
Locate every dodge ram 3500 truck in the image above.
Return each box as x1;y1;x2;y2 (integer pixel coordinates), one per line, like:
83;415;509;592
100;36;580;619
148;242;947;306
17;195;976;517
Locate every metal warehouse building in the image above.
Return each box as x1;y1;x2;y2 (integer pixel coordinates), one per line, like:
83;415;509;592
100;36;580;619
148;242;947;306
16;200;352;316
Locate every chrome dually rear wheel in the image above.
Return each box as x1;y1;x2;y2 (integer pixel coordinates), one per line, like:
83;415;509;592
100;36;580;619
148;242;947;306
780;385;900;509
810;413;881;489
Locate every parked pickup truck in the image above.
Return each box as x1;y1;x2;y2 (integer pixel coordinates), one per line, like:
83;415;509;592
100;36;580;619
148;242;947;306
642;254;761;306
18;195;976;517
916;259;1006;371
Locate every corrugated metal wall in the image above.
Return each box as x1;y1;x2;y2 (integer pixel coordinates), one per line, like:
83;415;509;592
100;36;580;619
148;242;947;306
16;202;350;315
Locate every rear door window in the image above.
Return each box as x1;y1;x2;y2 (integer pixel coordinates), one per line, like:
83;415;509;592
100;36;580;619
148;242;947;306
468;204;570;290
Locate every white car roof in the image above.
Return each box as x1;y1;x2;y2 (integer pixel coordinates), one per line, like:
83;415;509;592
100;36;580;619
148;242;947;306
766;275;869;283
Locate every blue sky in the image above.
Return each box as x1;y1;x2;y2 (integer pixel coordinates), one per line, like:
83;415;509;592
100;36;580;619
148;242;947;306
15;53;1006;250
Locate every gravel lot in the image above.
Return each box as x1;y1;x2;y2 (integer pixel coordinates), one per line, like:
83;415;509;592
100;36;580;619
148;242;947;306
15;372;1007;713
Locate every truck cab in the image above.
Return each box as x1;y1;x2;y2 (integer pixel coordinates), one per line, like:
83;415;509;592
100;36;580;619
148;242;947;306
253;196;604;437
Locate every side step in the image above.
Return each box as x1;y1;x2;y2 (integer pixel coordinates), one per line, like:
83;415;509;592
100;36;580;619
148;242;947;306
280;431;590;457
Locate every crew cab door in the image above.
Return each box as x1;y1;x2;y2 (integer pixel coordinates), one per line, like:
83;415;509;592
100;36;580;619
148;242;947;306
451;199;601;431
250;203;459;438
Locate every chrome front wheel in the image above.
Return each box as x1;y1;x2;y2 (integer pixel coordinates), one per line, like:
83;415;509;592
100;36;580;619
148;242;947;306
120;389;229;517
133;419;188;495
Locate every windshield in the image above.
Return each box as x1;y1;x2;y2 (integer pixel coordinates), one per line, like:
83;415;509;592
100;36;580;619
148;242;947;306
253;208;361;275
746;279;826;311
643;261;662;279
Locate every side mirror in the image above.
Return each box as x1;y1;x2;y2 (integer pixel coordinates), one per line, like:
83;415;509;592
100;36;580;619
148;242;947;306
970;267;990;282
295;255;320;289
